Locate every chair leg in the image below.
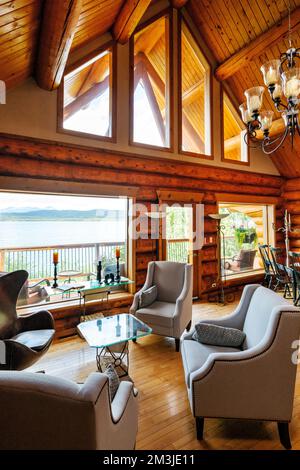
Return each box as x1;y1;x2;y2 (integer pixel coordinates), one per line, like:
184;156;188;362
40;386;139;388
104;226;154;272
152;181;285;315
175;338;180;352
196;417;204;440
186;320;192;332
277;422;292;450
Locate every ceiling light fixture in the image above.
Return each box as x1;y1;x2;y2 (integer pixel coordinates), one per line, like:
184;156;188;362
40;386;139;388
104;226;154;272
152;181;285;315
240;1;300;154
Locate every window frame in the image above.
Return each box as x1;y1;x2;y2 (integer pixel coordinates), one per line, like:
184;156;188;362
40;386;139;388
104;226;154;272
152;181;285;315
178;14;213;160
129;8;174;152
215;193;277;281
57;41;117;143
220;86;250;166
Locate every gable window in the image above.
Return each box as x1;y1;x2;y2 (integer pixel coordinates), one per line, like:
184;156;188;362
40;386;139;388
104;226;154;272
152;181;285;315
59;45;115;140
222;90;249;164
130;13;171;149
179;18;211;157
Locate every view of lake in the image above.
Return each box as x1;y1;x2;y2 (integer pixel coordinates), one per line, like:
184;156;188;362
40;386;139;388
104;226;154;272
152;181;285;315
0;220;126;248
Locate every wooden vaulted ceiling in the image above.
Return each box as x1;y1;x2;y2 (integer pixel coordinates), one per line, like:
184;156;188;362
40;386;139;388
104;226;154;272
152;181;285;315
1;0;300;177
187;0;300;176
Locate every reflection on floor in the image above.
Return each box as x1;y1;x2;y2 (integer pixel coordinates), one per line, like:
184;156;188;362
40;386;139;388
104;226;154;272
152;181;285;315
28;298;300;450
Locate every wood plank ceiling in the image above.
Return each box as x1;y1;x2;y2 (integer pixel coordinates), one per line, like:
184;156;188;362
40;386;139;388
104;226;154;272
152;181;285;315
187;0;300;177
1;0;300;177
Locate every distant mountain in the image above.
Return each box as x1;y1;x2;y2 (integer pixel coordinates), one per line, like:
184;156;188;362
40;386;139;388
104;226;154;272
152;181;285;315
0;208;125;221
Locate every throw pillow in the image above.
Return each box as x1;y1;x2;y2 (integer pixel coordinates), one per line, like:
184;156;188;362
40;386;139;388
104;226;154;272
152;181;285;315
139;285;157;308
192;322;246;348
104;364;120;401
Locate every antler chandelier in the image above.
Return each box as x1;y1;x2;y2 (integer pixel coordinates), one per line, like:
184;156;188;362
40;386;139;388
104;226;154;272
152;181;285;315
239;3;300;154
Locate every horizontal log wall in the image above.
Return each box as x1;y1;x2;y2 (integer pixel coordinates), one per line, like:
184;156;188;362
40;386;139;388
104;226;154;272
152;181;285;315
0;134;284;298
283;178;300;251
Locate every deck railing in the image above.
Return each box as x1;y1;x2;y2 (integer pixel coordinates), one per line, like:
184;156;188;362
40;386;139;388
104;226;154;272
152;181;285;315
0;242;125;280
167;238;190;263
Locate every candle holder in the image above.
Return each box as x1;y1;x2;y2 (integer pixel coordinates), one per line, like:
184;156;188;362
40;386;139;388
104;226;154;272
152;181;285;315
52;261;58;288
96;260;102;283
272;210;300;267
116;256;120;283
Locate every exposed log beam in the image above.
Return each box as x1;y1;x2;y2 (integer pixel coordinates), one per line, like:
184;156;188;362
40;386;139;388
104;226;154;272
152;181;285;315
64;76;109;119
140;63;166;144
35;0;82;91
215;7;300;81
182;79;204;107
171;0;189;8
182;112;205;153
113;0;152;44
0;134;282;189
134;19;165;54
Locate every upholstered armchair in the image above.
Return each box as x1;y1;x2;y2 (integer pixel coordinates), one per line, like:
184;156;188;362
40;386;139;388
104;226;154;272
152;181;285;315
130;261;193;351
0;270;55;370
181;284;300;449
0;371;138;450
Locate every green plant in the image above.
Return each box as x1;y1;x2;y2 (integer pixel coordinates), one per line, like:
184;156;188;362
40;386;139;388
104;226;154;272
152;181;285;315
234;227;257;249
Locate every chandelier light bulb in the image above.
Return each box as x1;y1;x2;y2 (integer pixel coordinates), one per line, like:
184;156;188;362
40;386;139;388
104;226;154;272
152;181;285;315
244;86;264;115
260;60;281;87
282;68;300;99
272;83;282;99
258;110;274;132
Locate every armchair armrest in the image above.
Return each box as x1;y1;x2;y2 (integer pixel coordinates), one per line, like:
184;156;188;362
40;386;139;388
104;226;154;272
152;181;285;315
130;261;155;314
17;310;54;332
111;381;138;423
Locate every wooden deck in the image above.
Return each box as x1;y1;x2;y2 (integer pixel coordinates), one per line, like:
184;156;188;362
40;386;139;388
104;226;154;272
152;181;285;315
28;299;300;450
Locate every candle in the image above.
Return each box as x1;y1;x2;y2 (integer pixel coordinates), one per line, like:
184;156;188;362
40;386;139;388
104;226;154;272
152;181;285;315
249;95;261;113
285;77;300;98
53;251;59;264
266;68;277;86
115;246;120;258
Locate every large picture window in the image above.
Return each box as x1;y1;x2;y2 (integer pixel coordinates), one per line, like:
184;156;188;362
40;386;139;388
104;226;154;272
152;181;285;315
131;14;171;148
59;45;115;140
0;192;128;307
179;19;211;157
219;202;274;278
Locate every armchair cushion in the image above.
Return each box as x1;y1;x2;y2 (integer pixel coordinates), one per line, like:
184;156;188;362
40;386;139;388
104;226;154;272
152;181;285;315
11;329;54;351
192;322;246;348
139;285;157;308
136;301;175;328
181;339;239;387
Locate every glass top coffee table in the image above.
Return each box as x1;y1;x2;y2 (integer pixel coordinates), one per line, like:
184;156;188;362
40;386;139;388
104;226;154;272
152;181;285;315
77;313;152;377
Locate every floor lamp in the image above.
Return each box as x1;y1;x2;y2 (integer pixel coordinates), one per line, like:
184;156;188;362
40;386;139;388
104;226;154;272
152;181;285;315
208;213;229;305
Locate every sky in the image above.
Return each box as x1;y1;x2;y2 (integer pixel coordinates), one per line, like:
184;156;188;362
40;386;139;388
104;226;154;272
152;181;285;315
0;192;127;211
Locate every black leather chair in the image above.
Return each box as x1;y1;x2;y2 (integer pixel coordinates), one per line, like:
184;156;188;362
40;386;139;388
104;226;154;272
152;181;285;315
0;270;55;370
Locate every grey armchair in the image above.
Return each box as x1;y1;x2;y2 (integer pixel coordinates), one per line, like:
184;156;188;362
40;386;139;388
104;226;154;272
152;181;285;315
181;284;300;449
130;261;193;351
0;371;138;450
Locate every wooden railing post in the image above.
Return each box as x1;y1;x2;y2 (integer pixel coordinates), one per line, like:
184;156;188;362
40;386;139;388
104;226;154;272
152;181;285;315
0;250;5;272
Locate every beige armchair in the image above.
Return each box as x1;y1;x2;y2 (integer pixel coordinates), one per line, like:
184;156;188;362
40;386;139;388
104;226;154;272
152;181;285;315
130;261;193;351
181;284;300;449
0;371;138;450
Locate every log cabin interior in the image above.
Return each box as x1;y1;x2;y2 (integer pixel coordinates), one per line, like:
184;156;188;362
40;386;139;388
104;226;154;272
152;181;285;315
1;0;300;455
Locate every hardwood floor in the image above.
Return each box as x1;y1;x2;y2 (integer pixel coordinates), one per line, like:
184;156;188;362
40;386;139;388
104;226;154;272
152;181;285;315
28;298;300;450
